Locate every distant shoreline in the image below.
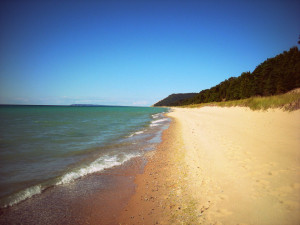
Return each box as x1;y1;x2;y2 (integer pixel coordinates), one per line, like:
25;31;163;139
0;104;141;107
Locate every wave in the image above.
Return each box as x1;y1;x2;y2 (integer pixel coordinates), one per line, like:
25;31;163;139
56;153;139;185
2;185;42;208
152;118;168;124
129;113;168;136
150;118;168;127
129;113;168;135
152;113;162;119
129;114;168;134
128;130;144;137
1;152;140;208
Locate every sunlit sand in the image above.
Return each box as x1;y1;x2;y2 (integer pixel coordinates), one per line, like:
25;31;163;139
120;107;300;225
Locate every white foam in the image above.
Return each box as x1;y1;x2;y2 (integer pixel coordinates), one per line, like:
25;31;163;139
151;118;168;124
2;153;140;207
150;118;168;127
128;130;144;137
3;185;42;207
152;113;161;119
56;153;139;185
104;156;117;162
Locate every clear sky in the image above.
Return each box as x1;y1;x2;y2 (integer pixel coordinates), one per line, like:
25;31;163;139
0;0;299;106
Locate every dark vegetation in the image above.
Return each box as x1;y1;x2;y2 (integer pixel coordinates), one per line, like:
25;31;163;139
154;46;300;106
154;93;197;106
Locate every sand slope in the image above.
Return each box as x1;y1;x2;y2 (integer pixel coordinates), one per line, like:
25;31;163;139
169;107;300;225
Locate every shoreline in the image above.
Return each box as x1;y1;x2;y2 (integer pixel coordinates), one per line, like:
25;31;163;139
0;106;169;210
0;109;170;225
119;106;300;224
118;113;202;224
0;156;144;225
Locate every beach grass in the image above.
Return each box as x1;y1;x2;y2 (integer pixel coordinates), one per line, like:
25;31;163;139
183;88;300;111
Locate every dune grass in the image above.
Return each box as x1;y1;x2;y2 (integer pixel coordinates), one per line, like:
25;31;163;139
183;89;300;111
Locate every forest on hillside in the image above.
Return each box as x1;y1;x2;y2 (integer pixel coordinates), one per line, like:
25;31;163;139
154;46;300;106
153;93;196;107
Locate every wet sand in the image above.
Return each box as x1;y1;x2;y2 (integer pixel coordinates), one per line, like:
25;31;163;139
119;107;300;225
0;157;145;225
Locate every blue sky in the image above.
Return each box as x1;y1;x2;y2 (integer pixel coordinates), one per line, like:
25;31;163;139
0;0;299;106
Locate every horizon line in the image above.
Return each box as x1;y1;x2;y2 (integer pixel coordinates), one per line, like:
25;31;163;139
0;103;150;107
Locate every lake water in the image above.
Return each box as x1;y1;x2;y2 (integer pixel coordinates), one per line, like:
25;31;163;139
0;105;169;208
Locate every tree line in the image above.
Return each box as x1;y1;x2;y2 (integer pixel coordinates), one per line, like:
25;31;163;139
154;46;300;106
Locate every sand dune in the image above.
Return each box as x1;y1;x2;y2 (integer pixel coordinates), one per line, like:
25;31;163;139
119;107;300;225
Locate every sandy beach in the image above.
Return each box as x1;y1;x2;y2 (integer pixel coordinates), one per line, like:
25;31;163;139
119;106;300;225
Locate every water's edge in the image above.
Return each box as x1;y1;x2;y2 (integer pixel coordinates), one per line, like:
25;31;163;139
0;109;170;225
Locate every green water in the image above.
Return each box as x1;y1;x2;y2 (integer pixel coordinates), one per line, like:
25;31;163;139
0;105;169;207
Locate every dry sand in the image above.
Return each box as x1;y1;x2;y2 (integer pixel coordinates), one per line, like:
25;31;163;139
119;107;300;225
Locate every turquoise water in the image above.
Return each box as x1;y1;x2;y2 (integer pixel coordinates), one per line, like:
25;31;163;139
0;105;169;207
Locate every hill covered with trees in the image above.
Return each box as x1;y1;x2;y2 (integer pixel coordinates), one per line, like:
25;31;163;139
154;46;300;106
154;93;197;106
